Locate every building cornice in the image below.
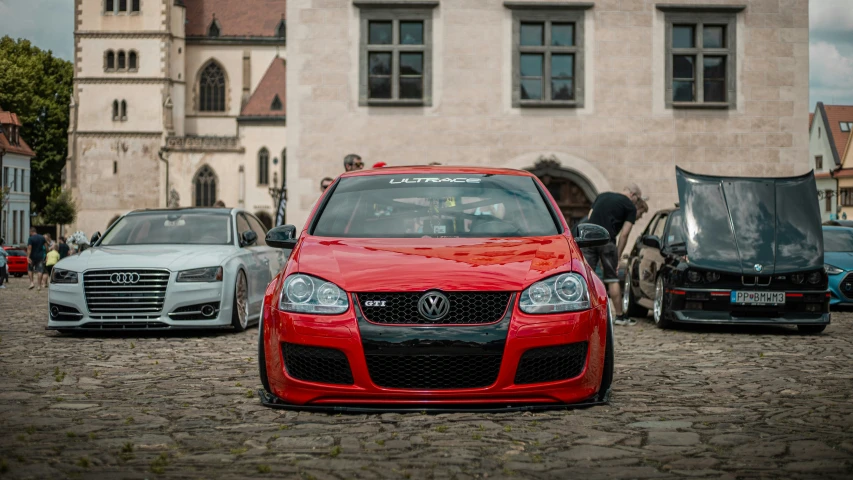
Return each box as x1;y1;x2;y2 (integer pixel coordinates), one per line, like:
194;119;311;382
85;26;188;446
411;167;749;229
76;31;172;39
503;2;594;10
74;77;185;85
75;131;163;137
655;4;747;13
165;136;245;153
353;1;439;8
237;116;287;126
186;37;286;46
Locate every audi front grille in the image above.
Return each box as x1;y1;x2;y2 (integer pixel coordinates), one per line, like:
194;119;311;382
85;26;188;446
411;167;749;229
83;269;170;315
357;292;512;325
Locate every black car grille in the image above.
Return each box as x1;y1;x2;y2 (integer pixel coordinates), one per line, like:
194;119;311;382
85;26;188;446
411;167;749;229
365;354;503;389
514;342;588;385
79;322;169;330
83;269;169;315
282;343;354;385
357;292;511;325
840;273;853;299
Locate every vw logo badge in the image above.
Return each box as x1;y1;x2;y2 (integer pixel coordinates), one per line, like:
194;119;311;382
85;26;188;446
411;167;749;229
754;264;763;273
418;291;450;321
110;272;140;285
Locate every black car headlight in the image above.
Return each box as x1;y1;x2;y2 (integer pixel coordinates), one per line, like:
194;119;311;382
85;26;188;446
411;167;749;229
520;273;590;314
807;271;823;285
51;269;78;284
176;267;223;282
280;274;349;314
825;264;844;276
686;270;702;283
791;273;805;284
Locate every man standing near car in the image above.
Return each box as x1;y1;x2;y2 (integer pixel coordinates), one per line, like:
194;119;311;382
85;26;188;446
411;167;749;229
582;184;643;325
26;226;47;291
58;237;70;259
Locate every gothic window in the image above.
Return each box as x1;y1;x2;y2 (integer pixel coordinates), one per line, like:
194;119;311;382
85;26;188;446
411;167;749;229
128;51;138;70
117;51;126;70
208;20;220;37
276;19;286;39
106;50;115;70
258;148;270;185
198;61;227;112
194;165;218;207
105;0;114;13
120;100;127;120
112;100;119;121
131;0;140;12
270;94;283;111
118;0;127;12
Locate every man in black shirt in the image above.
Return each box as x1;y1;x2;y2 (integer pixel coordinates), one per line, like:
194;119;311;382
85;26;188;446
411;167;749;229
58;237;70;259
582;184;643;324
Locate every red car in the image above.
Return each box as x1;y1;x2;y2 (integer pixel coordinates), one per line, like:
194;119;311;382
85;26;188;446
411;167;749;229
4;247;28;277
257;167;614;411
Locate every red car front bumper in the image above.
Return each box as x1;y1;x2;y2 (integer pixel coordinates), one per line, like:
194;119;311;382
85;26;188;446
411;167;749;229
260;295;609;408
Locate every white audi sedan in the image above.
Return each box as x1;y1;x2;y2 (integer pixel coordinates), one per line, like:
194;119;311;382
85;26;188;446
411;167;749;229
47;208;286;332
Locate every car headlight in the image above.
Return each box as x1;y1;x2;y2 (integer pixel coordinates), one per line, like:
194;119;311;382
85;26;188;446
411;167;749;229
279;274;349;314
51;269;78;284
825;264;844;276
807;271;823;285
686;270;702;283
176;266;223;282
791;273;805;284
520;273;590;314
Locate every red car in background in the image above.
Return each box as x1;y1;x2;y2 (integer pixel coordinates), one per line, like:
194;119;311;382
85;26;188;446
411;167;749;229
4;247;27;277
257;166;615;412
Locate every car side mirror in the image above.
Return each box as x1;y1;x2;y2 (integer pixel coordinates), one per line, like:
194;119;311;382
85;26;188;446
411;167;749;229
642;235;661;249
572;223;610;248
90;232;101;245
241;230;258;247
266;225;298;249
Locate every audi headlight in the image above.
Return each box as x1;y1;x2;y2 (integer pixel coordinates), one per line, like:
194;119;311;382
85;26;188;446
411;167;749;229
825;264;843;276
280;274;349;314
176;267;223;282
520;273;590;314
51;269;78;284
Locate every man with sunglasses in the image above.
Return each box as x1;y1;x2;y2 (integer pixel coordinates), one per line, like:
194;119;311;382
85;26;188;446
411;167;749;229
343;154;364;172
320;177;334;192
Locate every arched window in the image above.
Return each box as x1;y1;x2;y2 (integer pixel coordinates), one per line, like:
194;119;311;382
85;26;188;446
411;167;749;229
128;51;138;70
120;100;127;120
106;50;115;70
117;51;126;70
112;100;119;120
131;0;140;12
118;0;127;12
194;165;218;207
276;19;286;39
208;20;220;37
198;61;226;112
257;148;269;185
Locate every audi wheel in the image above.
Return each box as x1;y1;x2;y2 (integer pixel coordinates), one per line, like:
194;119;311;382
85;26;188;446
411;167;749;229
231;271;249;332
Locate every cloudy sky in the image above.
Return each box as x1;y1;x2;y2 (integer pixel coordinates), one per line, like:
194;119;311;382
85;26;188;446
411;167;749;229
0;0;851;109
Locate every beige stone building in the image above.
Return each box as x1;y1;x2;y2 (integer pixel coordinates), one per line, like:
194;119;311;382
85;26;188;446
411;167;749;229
67;0;287;235
286;0;810;235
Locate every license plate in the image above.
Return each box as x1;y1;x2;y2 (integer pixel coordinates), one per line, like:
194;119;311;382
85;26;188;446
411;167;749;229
730;291;785;305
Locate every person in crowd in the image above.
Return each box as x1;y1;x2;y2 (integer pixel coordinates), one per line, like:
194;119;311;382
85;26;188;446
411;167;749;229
45;245;60;283
320;177;334;192
58;237;70;259
0;239;7;289
26;226;47;291
213;200;226;207
581;184;643;326
372;162;387;168
44;233;56;251
343;154;364;172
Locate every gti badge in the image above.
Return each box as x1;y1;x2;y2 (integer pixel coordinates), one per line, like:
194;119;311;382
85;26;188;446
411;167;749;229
754;264;763;273
418;291;450;321
364;300;387;307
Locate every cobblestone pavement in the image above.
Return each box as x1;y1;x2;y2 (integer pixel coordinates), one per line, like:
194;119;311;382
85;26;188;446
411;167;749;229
1;279;852;479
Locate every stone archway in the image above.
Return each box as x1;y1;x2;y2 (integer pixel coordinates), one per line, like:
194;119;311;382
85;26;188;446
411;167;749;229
526;155;599;228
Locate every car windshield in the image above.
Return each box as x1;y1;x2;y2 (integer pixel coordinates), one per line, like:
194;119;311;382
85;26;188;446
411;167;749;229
823;228;853;252
100;212;233;246
7;250;25;256
312;174;559;238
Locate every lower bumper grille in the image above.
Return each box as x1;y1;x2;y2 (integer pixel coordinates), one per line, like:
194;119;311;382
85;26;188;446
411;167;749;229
79;322;169;330
282;343;354;385
365;354;503;389
514;342;588;385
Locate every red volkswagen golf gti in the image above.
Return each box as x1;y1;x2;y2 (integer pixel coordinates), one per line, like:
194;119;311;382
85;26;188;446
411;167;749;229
258;167;614;411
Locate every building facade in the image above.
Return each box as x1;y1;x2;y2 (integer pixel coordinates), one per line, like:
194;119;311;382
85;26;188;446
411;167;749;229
67;0;287;235
0;109;35;246
286;0;810;235
814;103;853;219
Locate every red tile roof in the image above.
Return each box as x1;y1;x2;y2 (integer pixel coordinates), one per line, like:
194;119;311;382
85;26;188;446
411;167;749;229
824;104;853;165
241;57;286;117
184;0;286;38
0;111;22;127
0;107;35;157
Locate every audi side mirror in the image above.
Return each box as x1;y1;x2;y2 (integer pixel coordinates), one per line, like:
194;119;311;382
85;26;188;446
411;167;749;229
241;230;258;247
572;224;610;249
90;231;101;245
642;235;661;250
266;225;298;249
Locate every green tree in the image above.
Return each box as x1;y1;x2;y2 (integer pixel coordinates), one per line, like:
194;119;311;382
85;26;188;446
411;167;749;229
42;187;77;226
0;36;73;213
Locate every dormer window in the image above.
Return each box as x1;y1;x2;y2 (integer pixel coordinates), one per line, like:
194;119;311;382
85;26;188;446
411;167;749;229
841;122;853;133
270;95;283;111
208;20;220;37
276;19;286;39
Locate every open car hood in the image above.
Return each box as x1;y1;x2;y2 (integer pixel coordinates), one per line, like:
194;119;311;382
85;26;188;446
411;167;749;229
675;167;823;275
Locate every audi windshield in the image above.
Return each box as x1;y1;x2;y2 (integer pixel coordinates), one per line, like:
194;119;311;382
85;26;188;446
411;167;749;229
100;212;233;246
312;174;560;238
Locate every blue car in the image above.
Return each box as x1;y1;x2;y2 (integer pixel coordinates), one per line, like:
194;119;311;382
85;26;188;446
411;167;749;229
823;226;853;306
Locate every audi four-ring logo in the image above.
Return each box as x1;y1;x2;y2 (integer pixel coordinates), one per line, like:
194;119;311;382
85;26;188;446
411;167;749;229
110;272;140;284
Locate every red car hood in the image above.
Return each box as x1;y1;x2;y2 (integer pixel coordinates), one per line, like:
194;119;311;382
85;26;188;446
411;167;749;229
294;236;578;292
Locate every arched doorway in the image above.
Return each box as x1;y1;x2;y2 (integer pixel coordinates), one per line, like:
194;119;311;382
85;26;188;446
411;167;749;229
527;156;597;228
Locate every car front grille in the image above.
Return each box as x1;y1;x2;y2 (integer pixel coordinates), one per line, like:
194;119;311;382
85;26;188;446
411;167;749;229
365;353;503;389
514;342;588;385
357;292;512;325
840;273;853;299
83;269;170;315
282;343;354;385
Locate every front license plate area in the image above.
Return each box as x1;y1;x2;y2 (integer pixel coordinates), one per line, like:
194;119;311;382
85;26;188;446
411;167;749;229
731;291;785;306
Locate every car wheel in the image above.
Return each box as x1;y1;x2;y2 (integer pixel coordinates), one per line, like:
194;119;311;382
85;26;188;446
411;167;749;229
231;271;249;332
797;325;827;334
622;266;648;318
653;277;673;329
596;305;614;402
258;319;272;393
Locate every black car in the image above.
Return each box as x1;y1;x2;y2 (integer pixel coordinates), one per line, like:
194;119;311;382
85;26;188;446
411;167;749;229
623;168;830;333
